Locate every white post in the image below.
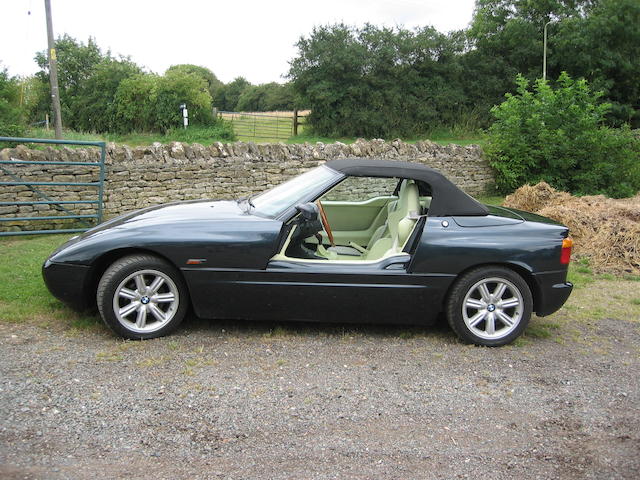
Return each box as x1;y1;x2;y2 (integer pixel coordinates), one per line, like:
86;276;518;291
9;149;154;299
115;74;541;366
181;103;188;129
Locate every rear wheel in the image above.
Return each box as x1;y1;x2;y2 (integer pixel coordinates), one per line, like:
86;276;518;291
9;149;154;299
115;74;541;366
446;266;532;346
97;254;189;339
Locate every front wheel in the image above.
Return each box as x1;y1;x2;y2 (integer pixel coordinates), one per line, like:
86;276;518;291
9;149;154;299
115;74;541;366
97;254;189;339
446;267;532;346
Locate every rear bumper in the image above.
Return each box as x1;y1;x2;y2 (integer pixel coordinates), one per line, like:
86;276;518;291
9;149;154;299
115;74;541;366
42;260;92;311
532;270;573;317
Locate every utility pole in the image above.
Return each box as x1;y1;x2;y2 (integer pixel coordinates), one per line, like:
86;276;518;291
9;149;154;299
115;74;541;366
44;0;63;139
543;20;552;81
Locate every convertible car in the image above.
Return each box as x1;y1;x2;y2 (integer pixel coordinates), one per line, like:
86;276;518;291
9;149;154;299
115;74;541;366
43;159;573;346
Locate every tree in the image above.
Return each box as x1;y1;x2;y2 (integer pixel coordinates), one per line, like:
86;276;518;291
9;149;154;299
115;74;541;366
20;74;50;125
0;66;25;137
34;34;106;127
466;0;639;127
262;82;296;111
289;23;465;137
166;64;223;100
552;0;640;126
235;83;295;111
73;58;141;132
215;77;251;111
487;73;639;198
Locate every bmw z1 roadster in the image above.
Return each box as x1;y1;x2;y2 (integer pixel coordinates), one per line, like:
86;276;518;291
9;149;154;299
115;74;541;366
43;159;573;346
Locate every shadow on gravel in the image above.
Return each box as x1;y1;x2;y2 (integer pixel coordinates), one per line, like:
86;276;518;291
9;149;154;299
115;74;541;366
78;309;566;347
175;312;459;342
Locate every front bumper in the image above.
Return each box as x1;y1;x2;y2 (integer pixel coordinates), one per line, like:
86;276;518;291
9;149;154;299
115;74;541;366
42;260;92;311
532;270;573;317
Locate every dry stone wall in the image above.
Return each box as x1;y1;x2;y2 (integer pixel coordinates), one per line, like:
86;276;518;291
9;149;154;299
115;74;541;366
0;139;494;232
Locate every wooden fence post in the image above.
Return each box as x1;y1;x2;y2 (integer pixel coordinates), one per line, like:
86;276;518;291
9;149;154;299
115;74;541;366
293;109;299;136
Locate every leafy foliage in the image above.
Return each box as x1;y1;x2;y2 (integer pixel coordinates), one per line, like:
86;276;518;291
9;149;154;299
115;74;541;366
73;59;142;133
113;74;159;133
552;0;640;126
34;35;106;127
467;0;640;127
289;24;465;137
214;77;251;111
289;1;639;136
487;73;640;197
0;66;26;139
154;69;213;132
166;64;223;99
29;36;227;134
236;82;296;112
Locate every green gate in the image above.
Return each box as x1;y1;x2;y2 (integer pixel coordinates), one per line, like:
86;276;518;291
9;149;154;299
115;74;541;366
0;137;106;236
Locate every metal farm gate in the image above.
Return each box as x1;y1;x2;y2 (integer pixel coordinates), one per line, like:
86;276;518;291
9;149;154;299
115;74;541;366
218;110;306;142
0;137;106;236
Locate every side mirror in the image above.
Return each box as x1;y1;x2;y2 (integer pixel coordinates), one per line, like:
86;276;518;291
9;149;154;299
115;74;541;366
295;202;319;221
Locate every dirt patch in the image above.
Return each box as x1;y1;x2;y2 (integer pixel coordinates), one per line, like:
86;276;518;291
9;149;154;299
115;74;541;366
504;182;640;274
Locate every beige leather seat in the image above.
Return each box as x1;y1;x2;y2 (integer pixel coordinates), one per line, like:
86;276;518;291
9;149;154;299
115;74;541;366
362;179;420;260
318;179;420;261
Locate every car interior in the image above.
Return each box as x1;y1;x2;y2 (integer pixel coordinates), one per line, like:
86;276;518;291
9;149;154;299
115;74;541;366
271;176;432;263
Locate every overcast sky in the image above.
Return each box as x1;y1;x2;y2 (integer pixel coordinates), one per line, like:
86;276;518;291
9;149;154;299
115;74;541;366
1;0;476;84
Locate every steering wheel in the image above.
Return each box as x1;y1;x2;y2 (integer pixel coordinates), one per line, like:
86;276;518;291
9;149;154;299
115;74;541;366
316;200;335;246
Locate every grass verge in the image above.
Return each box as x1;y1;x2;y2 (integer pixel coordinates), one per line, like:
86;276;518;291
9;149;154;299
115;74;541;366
24;123;236;148
0;234;99;330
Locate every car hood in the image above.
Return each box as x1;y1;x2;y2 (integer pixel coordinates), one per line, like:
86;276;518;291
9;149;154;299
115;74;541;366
108;199;251;228
47;199;267;260
66;199;256;242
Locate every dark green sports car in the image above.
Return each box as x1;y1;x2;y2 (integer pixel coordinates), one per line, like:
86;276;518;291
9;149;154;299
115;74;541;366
43;159;573;346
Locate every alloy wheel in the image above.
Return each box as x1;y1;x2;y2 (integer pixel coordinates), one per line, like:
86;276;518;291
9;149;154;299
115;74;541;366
462;277;524;340
112;269;180;334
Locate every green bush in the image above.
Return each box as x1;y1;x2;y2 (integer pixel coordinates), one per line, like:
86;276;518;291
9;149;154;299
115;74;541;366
0;122;26;148
0;66;27;146
114;73;159;133
154;69;213;132
487;73;640;198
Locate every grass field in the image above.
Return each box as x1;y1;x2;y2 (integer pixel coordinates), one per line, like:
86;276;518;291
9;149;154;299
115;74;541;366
219;111;301;142
25;125;235;148
19;116;484;148
2;233;638;341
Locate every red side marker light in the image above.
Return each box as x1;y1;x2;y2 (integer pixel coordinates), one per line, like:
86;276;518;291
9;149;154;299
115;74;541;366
560;238;573;264
186;259;206;265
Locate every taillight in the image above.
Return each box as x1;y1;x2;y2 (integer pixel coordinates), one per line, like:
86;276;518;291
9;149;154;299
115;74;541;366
560;238;573;264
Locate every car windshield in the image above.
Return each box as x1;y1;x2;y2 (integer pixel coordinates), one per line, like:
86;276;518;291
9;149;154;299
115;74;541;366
249;165;342;218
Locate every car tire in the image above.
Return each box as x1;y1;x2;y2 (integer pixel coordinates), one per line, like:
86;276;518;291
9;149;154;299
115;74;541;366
446;266;532;346
97;254;189;340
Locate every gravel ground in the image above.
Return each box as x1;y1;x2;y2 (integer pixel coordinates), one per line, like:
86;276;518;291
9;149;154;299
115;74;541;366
1;315;639;480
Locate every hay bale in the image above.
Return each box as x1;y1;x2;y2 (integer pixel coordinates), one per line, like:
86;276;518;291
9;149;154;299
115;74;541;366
504;181;571;212
504;183;640;274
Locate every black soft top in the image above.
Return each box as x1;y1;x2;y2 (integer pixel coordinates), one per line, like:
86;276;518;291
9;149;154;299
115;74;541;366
326;158;489;217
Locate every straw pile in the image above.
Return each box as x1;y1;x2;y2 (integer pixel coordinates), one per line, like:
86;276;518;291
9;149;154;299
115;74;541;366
504;182;640;274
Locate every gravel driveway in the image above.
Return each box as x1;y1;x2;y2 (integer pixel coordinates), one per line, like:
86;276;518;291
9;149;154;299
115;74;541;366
1;315;639;479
